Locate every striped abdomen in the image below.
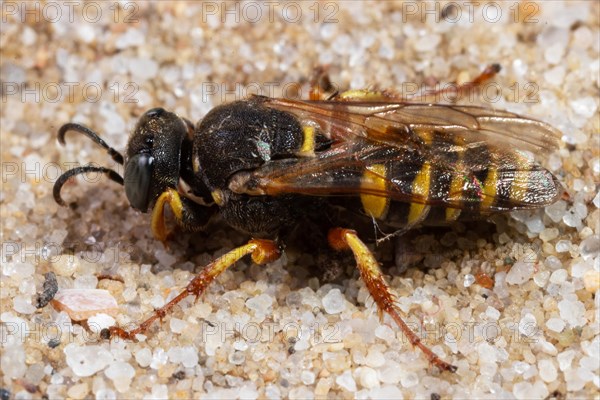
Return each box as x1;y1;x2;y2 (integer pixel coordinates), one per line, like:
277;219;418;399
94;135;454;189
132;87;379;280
355;134;561;229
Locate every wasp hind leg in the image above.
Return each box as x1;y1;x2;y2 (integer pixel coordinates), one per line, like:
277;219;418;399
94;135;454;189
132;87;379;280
328;228;457;372
104;239;280;340
418;63;502;102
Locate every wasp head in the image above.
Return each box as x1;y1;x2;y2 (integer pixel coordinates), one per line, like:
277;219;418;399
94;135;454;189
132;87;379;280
54;108;192;213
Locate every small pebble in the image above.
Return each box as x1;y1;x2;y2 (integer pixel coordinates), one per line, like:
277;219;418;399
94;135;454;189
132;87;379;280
300;370;315;385
506;261;534;285
365;349;385;368
246;293;274;316
539;228;559;242
555;240;572;253
545;201;567;222
464;274;475;288
549;269;568;284
135;348;152;368
546;318;566;333
579;235;600;260
359;367;379;389
169;318;186;334
558;299;586;327
544;256;562;270
13;295;36;314
485;306;501;321
87;313;116;331
570;96;598;118
336;370;357;392
533;270;550;287
66;382;89;399
400;371;418;388
51;289;118;321
593;191;600;208
414;34;441;52
518;313;537;337
104;362;135;393
368;386;404;399
583;270;600;293
538;359;558;383
64;344;113;377
322;288;346;314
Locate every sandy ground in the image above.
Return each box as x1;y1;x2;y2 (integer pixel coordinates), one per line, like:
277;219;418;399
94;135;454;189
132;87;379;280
1;1;599;399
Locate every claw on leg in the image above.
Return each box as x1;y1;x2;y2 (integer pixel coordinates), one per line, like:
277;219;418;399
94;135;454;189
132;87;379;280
105;239;280;341
328;228;457;372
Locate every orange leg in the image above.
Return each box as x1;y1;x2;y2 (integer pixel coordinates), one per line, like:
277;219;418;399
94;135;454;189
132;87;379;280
308;65;338;100
328;228;457;372
151;187;214;246
418;63;501;102
104;239;280;340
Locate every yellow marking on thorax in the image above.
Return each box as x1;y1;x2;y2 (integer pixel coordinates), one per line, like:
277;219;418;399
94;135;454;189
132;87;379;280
360;164;389;219
480;168;498;209
408;162;431;225
298;126;316;156
211;190;224;206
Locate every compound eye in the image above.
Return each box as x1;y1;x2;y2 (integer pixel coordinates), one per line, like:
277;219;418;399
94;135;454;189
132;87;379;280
144;108;165;118
124;153;154;212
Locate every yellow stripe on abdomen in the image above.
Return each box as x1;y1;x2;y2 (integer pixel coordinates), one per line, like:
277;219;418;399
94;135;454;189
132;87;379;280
445;159;464;222
481;168;498;209
360;164;389;219
408;162;432;225
509;169;532;204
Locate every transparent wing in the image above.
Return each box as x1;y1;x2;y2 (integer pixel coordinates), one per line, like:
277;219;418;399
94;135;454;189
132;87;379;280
230;97;562;211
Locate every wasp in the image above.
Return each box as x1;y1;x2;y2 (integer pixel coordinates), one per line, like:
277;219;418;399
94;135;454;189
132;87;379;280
53;65;561;372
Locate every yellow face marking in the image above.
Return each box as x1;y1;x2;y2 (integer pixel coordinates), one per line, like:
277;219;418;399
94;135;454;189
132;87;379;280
480;168;498;209
299;126;316;156
151;188;184;244
408;162;431;225
360;164;389;219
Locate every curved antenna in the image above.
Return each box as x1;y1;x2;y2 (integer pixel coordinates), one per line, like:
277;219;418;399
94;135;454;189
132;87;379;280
58;123;124;165
54;166;124;207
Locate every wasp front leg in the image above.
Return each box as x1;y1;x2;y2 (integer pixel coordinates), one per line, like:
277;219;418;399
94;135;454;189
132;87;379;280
105;239;280;340
151;188;215;245
328;228;457;373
